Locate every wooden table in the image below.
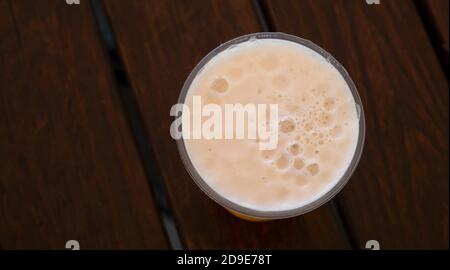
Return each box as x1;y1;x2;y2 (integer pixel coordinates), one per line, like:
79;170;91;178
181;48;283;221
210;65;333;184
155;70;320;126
0;0;448;249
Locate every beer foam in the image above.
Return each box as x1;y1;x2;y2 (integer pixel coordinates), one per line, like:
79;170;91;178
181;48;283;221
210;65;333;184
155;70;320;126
183;38;359;211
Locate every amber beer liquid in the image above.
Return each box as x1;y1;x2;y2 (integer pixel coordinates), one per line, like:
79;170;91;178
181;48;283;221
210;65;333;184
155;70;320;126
177;33;365;221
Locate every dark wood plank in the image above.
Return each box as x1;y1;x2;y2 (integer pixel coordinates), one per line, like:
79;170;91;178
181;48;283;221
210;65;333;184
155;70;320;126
103;0;350;249
423;0;449;53
0;0;168;249
265;0;449;249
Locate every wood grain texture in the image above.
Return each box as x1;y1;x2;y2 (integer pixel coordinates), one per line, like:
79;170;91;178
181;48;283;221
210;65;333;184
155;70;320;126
423;0;449;53
264;0;449;249
103;0;350;249
0;0;168;249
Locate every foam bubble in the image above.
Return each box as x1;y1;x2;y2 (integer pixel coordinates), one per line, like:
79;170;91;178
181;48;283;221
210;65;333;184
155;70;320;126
210;78;229;93
307;163;320;176
289;143;302;155
227;67;243;81
330;125;343;138
323;97;336;111
275;154;290;170
318;112;334;127
293;158;305;170
304;122;314;132
279;118;296;133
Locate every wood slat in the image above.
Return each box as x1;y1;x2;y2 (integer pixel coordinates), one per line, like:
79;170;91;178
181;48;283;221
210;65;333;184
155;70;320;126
423;0;449;53
103;0;350;249
0;0;168;249
265;0;449;249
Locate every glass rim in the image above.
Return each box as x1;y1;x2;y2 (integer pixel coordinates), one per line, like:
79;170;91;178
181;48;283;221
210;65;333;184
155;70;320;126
176;32;366;219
